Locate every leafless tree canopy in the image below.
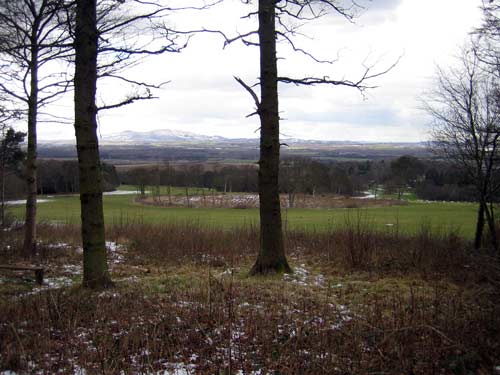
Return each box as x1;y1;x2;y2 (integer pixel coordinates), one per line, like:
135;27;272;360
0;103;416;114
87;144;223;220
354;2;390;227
426;47;500;249
474;0;500;77
0;0;72;116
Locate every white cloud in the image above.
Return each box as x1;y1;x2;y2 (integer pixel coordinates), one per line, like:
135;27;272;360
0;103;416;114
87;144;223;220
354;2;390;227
32;0;483;142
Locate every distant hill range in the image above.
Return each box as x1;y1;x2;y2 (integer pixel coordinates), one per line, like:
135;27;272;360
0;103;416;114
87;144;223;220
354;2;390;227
101;129;229;144
39;129;429;163
97;129;424;147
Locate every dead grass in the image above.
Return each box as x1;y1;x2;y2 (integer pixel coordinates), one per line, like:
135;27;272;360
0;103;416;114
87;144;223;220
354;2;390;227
0;220;499;374
137;193;406;209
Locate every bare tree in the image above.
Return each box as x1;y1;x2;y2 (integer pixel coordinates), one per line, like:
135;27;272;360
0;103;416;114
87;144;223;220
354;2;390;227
0;0;72;255
425;48;500;250
474;0;500;76
73;0;209;288
210;0;398;274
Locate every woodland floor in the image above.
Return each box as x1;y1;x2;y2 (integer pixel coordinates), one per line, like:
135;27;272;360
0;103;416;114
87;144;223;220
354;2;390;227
0;221;499;374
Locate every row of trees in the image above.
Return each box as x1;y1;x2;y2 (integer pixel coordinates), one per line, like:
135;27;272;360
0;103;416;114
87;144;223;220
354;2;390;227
1;0;397;286
121;155;485;203
120;159;384;198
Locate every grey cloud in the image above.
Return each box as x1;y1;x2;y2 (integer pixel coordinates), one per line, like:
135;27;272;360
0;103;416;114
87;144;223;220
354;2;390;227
284;105;403;127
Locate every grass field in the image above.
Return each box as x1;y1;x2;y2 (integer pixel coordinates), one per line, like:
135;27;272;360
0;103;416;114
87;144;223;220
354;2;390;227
7;185;479;237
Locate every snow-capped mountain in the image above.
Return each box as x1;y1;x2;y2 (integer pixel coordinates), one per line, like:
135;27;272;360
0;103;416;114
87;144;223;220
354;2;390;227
101;129;230;144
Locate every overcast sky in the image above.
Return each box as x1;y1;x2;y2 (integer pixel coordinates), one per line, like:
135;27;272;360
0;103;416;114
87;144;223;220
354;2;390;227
38;0;483;142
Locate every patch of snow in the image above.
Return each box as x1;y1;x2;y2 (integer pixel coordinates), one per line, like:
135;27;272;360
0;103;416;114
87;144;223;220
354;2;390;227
73;366;87;375
104;190;143;196
41;277;74;289
106;241;126;264
283;264;309;286
355;191;376;199
152;362;196;375
314;274;326;287
49;242;68;248
236;370;265;375
98;291;119;298
5;199;53;205
219;268;235;277
48;220;67;227
62;264;82;276
20;276;76;297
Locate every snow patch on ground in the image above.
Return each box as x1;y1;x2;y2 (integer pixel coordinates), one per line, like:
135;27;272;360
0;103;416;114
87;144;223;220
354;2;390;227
104;190;143;196
45;242;71;249
151;362;196;374
283;264;327;288
27;277;75;295
106;241;126;264
5;199;53;205
283;264;309;286
355;191;376;199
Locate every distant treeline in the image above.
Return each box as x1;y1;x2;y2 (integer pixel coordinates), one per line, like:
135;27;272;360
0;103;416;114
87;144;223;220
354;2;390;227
5;160;119;199
4;156;486;202
118;156;488;202
119;164;259;194
118;158;384;197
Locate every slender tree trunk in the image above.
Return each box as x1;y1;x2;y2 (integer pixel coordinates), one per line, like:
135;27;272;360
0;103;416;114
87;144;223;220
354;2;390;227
250;0;291;275
23;45;39;257
484;202;498;250
1;163;5;227
474;200;485;249
1;136;6;227
75;0;112;289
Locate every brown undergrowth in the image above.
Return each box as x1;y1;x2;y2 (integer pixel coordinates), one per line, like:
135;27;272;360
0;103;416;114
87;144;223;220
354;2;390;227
137;193;406;209
0;220;499;374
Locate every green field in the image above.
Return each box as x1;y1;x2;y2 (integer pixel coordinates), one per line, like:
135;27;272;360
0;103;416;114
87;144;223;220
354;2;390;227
8;186;479;237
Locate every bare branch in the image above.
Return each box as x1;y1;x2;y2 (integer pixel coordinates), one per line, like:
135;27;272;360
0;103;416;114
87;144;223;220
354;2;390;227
97;90;157;112
234;76;261;112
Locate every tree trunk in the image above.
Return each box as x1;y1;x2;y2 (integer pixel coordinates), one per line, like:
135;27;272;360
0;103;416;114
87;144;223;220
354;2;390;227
23;42;39;256
75;0;112;289
1;135;6;227
474;200;485;249
484;202;498;251
250;0;291;275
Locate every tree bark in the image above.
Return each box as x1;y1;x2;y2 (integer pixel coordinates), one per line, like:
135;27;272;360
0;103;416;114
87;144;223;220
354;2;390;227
23;41;39;257
75;0;112;289
474;200;485;249
250;0;292;275
0;138;5;227
484;202;498;251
